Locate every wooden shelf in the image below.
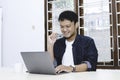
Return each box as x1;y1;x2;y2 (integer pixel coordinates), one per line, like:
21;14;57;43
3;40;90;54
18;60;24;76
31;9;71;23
45;0;120;69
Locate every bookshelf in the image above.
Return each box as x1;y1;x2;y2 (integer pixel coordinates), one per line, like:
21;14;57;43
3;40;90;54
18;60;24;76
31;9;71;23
45;0;120;69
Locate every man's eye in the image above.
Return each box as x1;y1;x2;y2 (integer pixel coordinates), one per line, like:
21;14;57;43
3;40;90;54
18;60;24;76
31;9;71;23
66;26;70;28
61;26;64;28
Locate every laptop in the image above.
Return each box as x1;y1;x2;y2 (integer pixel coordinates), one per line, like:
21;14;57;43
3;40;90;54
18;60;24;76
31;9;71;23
21;51;57;75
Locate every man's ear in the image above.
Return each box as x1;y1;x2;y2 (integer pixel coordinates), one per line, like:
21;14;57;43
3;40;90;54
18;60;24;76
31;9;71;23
75;22;79;29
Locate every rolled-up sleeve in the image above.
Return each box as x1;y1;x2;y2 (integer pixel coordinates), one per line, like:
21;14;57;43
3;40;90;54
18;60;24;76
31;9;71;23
82;61;92;69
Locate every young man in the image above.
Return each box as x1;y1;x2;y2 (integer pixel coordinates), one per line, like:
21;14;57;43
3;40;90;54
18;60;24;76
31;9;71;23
48;10;98;73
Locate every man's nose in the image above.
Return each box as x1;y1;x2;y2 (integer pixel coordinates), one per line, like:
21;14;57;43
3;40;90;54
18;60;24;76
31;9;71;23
62;27;67;31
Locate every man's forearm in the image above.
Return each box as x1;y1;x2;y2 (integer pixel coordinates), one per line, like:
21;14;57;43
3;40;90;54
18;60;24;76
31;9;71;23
47;44;54;61
75;63;88;72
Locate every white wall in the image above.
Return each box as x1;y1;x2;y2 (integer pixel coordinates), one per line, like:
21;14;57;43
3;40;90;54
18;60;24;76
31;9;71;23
0;0;3;67
0;8;2;67
0;0;2;6
1;0;45;68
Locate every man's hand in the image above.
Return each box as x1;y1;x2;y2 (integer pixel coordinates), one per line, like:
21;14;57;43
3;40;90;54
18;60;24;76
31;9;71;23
55;65;73;73
47;33;58;61
48;33;57;45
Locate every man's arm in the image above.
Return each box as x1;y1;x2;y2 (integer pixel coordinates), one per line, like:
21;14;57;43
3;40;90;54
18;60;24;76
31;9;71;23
47;43;54;61
86;39;98;71
47;33;57;61
74;63;88;72
55;63;88;73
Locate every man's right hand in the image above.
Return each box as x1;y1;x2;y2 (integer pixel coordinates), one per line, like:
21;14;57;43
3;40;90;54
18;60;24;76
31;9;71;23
48;33;57;45
47;33;57;61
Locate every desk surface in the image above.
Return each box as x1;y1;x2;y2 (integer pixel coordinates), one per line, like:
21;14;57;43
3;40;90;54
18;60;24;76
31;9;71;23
0;68;120;80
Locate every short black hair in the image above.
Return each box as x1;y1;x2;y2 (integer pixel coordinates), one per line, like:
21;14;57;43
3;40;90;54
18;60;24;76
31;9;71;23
58;10;78;24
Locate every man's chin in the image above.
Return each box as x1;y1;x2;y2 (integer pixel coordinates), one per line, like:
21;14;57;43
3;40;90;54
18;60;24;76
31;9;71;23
63;34;71;38
64;36;70;39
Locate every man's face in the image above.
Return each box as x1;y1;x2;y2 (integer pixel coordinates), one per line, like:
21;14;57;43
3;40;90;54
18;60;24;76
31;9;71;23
59;19;78;40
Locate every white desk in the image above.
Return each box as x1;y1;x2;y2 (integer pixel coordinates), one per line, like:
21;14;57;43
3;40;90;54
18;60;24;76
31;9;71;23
0;68;120;80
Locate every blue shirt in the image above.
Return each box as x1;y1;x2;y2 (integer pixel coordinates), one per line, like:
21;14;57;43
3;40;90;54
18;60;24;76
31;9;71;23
53;34;98;71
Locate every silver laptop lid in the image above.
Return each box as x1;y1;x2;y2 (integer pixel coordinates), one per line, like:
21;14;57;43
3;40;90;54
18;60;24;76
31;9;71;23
21;51;56;75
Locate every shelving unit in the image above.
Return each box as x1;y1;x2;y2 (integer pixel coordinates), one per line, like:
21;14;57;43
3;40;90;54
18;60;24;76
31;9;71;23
116;0;120;66
77;0;118;69
78;0;84;34
47;0;53;36
45;0;120;69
